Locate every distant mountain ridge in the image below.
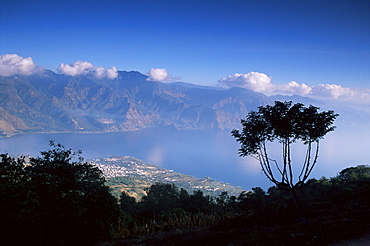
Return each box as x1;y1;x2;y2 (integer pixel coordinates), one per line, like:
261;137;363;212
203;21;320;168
0;70;271;136
1;70;368;137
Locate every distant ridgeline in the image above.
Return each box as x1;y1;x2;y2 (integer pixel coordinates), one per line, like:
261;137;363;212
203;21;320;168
1;70;368;137
90;156;244;199
0;70;270;137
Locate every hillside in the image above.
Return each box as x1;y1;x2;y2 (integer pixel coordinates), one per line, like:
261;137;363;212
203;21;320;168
90;156;244;199
1;70;369;137
112;165;370;246
0;71;270;137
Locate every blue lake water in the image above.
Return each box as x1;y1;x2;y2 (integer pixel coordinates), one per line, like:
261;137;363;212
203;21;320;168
0;127;369;191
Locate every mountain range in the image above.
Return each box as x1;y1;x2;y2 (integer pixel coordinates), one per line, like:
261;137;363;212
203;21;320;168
0;70;271;136
0;70;368;137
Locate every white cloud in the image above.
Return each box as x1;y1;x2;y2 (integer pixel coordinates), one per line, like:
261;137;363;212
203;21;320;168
106;66;118;79
312;84;351;99
57;60;118;79
310;84;370;103
218;71;370;103
146;68;176;82
218;72;273;92
58;60;92;76
275;81;312;95
0;54;44;76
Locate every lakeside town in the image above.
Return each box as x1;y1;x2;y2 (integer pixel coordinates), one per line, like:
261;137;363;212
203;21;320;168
90;156;244;197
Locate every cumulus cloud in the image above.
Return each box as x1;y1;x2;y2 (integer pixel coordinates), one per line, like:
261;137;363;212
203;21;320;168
218;72;273;92
0;54;44;76
218;71;370;103
310;84;370;102
275;81;312;95
57;60;118;79
312;84;356;99
146;68;176;82
106;66;118;79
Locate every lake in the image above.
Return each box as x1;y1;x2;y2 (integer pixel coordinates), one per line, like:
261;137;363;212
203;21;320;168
0;126;369;191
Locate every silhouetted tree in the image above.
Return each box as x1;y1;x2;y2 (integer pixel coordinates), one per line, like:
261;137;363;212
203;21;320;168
337;165;370;182
331;165;370;207
216;191;237;208
141;182;180;216
120;191;137;214
0;142;120;245
178;188;191;209
243;187;268;212
232;101;338;210
189;190;213;213
0;154;33;245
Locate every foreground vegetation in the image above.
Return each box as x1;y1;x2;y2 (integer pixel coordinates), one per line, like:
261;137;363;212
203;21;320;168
1;143;369;245
115;165;370;245
0;142;121;245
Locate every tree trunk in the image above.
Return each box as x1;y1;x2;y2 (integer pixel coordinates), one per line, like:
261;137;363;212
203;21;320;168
291;189;302;213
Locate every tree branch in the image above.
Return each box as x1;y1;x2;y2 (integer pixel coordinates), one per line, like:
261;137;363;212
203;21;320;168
304;141;320;181
299;140;312;181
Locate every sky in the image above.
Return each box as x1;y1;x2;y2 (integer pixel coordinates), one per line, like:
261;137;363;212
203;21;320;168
1;0;369;102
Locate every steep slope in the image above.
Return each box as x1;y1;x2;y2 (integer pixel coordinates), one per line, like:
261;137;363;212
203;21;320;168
0;70;272;136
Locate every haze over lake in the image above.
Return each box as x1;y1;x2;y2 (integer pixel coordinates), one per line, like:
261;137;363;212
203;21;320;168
1;126;369;191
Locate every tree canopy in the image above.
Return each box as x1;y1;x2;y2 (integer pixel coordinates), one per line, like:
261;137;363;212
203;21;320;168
0;142;120;245
232;101;338;193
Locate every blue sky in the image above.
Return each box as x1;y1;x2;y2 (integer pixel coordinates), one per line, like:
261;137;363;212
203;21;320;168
1;0;369;98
